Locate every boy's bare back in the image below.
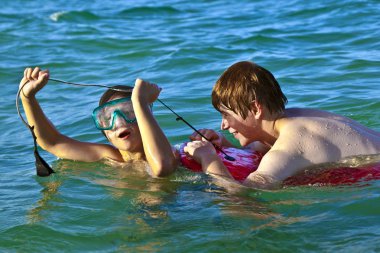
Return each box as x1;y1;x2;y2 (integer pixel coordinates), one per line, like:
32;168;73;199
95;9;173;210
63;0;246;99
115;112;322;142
256;108;380;181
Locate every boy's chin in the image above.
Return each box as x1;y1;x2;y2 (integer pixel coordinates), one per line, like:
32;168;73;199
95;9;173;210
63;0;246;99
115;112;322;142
114;139;142;152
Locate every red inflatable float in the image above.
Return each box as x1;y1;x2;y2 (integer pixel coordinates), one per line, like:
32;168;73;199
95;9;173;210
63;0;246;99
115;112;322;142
179;144;380;186
180;144;263;182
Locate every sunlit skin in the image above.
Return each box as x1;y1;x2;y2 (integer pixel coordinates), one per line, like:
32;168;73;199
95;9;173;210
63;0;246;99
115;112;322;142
185;104;380;189
19;67;177;177
218;103;278;148
184;62;380;189
102;95;145;160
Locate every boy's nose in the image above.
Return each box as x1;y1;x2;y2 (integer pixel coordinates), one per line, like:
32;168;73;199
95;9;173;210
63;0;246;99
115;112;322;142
113;114;128;129
220;118;229;130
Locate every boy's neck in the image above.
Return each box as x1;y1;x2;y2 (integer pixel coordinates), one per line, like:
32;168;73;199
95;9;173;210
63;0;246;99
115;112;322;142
259;111;285;146
120;150;145;161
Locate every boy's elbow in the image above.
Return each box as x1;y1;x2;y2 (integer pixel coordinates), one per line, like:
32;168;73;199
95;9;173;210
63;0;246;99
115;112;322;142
150;158;178;177
35;132;63;155
243;172;282;190
38;141;57;156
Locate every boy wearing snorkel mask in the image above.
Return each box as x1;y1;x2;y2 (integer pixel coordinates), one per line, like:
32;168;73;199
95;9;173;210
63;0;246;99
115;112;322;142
184;61;380;189
19;67;178;177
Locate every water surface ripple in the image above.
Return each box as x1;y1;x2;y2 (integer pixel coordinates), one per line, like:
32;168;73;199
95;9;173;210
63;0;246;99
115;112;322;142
1;0;379;252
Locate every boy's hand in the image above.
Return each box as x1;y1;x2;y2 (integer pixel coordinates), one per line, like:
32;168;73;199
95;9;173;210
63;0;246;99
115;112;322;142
189;129;223;147
184;140;217;166
132;78;161;105
19;67;49;98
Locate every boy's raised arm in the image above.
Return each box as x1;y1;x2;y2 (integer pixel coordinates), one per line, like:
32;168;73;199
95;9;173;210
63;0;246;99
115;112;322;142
19;67;118;162
131;79;178;177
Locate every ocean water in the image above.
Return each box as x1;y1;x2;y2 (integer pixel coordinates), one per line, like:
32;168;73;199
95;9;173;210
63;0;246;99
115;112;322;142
1;0;380;252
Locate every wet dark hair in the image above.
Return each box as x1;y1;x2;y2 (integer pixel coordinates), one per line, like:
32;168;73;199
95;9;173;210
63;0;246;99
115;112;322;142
99;85;133;106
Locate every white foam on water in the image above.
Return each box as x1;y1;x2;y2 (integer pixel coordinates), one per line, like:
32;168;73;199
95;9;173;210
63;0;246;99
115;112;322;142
49;11;66;22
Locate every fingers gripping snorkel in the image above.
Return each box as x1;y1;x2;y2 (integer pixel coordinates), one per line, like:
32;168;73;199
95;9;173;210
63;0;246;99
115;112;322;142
157;99;235;161
17;78;235;177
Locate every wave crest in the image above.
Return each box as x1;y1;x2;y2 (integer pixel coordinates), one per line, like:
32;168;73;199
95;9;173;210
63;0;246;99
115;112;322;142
49;10;99;22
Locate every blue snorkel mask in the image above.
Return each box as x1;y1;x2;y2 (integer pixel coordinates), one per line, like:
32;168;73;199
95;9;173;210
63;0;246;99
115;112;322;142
92;97;153;130
92;97;137;130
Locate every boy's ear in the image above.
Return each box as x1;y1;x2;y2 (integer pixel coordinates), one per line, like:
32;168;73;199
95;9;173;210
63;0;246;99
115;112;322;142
250;100;263;119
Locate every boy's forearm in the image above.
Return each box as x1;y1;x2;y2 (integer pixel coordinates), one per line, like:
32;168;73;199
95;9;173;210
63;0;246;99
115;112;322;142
243;172;282;190
134;102;177;176
200;154;234;179
21;95;61;149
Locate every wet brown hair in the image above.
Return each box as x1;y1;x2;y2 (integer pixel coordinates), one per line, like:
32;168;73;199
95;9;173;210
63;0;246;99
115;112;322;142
99;85;133;106
212;61;287;119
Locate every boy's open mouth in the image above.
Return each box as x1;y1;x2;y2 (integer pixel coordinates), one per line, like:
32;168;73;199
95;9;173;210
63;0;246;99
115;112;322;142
118;129;131;139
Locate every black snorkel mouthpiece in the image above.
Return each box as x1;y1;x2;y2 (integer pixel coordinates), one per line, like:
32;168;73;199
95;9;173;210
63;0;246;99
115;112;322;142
223;154;236;161
31;126;55;177
34;150;55;177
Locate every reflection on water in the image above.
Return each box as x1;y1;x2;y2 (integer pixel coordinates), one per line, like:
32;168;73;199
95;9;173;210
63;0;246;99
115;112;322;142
10;155;380;252
27;178;62;224
285;154;380;187
338;153;380;167
25;153;380;226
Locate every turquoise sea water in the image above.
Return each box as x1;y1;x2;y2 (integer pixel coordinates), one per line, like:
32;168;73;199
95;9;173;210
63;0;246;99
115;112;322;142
1;0;380;252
